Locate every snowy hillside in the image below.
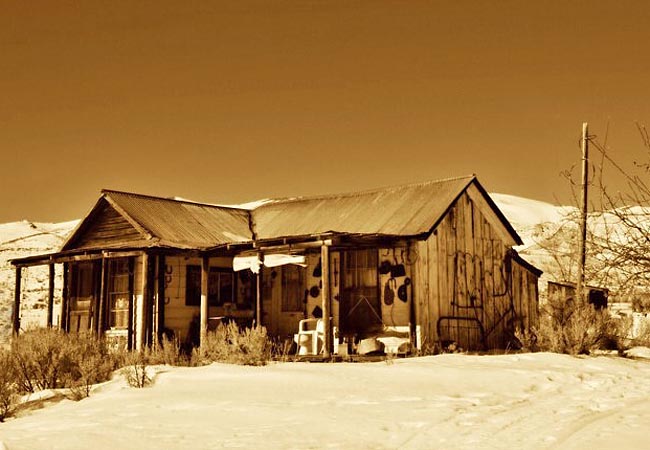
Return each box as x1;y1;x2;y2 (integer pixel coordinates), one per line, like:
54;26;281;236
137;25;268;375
490;193;578;297
2;353;650;449
0;220;78;339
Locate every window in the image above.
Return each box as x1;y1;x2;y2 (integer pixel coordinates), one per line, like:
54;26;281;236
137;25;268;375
282;265;305;312
107;258;130;330
209;268;234;306
185;265;234;306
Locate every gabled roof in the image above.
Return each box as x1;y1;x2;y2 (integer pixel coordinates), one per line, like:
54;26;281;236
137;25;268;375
251;175;523;244
61;190;252;251
58;175;522;253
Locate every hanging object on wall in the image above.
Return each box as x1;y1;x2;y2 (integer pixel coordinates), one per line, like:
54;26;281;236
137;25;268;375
313;258;322;277
397;277;410;302
384;278;396;305
379;260;392;275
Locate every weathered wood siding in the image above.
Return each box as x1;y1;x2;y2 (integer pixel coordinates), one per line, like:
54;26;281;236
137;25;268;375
414;186;539;351
68;199;143;249
511;259;539;332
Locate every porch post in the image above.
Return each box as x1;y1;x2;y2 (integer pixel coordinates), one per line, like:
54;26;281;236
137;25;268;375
255;252;263;328
61;262;69;331
321;244;332;358
200;255;209;348
156;254;166;345
13;266;22;334
143;252;156;347
136;253;148;351
96;258;106;335
47;263;55;327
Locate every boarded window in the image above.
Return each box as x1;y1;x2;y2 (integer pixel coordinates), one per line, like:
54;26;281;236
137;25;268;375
282;265;305;312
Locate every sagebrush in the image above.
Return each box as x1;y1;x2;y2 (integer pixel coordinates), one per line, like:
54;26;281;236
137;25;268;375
0;349;18;422
517;294;613;355
11;328;116;394
193;322;271;366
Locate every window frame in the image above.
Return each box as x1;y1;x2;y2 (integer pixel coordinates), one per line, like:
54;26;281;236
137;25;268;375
185;265;235;307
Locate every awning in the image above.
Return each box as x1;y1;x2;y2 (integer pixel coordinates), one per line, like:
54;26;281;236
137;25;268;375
233;253;306;274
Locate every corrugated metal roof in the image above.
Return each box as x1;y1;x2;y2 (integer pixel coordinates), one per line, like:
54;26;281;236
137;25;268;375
102;190;253;248
55;175;520;254
251;175;478;239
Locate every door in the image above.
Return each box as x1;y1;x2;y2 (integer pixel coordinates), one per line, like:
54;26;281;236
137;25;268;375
68;261;100;333
102;257;133;348
339;249;381;336
275;265;306;337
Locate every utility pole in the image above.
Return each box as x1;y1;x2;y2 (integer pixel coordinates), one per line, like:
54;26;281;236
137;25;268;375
576;122;589;303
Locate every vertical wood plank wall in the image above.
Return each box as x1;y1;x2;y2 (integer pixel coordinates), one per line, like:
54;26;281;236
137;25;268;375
415;190;540;351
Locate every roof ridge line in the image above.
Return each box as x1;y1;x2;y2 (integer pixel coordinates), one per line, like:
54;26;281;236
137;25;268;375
255;174;477;208
101;189;250;212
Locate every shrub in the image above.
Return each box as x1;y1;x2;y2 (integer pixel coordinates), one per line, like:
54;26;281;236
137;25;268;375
147;335;187;366
11;328;76;392
270;338;295;362
121;352;151;388
519;294;613;355
0;349;18;421
11;328;116;396
193;322;271;366
65;335;115;400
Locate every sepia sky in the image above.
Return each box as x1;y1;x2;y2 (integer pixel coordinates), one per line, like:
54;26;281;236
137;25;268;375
2;1;650;222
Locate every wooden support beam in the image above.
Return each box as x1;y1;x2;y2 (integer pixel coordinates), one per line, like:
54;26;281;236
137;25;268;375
47;263;55;328
137;253;150;351
97;258;106;335
200;256;209;349
321;244;332;358
13;267;22;334
143;252;156;347
255;253;263;328
127;257;135;351
157;254;166;345
61;262;69;331
408;243;417;351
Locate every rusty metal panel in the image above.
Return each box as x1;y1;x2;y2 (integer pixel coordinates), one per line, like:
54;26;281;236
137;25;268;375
252;176;476;239
104;191;253;248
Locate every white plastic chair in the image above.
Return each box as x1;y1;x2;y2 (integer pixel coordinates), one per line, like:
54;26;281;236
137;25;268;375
293;319;323;355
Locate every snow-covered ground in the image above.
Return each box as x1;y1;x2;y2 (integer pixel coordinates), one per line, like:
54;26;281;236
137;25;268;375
2;353;650;449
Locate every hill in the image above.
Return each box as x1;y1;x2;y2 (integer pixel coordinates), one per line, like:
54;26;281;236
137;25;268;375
0;220;78;339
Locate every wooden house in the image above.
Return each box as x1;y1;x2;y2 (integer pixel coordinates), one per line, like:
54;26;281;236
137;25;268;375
11;175;541;353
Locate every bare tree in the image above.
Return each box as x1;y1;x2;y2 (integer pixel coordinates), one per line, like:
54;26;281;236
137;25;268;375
558;123;650;310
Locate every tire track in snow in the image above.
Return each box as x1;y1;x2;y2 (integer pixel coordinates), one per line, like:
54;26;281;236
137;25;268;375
548;394;650;449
